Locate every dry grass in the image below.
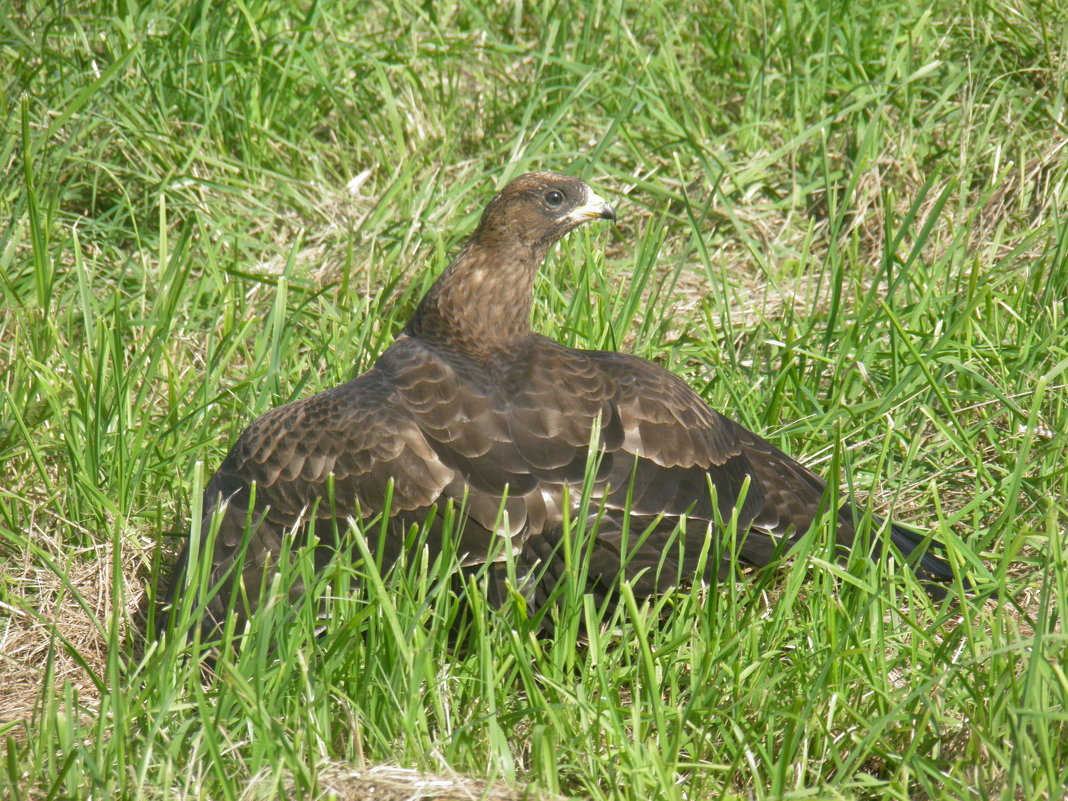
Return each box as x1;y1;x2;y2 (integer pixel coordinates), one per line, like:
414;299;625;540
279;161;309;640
286;763;564;801
0;532;146;733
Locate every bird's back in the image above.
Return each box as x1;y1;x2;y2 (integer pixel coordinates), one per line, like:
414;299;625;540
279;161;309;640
167;330;891;633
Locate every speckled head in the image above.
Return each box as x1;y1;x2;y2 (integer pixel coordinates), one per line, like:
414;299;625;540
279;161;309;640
473;172;616;256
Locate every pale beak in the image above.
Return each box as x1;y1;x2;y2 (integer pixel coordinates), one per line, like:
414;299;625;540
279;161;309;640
569;190;616;223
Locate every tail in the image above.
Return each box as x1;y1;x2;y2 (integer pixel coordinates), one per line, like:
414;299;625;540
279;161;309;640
155;544;190;639
885;521;962;598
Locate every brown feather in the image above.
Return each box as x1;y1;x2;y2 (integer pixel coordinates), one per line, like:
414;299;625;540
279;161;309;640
163;171;956;639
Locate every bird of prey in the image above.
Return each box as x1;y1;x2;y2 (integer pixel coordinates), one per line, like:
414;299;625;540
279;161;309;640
164;171;956;638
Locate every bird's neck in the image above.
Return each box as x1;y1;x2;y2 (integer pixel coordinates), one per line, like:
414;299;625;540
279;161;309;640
405;240;541;355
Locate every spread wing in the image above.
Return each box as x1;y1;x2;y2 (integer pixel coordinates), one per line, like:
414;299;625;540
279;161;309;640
481;343;844;602
570;348;951;597
172;359;456;631
168;334;942;634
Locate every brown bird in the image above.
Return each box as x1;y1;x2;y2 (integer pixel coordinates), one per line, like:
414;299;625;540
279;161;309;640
164;171;955;638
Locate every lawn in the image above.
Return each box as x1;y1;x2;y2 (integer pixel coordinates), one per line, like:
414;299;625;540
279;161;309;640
1;0;1066;799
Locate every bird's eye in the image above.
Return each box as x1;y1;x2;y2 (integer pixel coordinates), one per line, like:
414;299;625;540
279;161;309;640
544;189;564;207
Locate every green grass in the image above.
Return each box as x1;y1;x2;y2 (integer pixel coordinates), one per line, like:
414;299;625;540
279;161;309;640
2;0;1066;798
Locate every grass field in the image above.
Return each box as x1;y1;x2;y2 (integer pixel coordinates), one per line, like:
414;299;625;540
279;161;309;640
2;0;1067;799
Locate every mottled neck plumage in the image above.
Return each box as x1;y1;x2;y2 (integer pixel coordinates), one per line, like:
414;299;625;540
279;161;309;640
405;238;545;355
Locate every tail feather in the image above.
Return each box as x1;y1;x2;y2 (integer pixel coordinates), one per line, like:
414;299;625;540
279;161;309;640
885;521;963;597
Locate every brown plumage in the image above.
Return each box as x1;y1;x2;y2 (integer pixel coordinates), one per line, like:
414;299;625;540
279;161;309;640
164;171;955;637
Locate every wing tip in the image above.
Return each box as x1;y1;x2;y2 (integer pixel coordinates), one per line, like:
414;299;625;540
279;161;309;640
887;521;972;596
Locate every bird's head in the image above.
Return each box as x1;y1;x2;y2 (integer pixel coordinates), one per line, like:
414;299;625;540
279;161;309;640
472;172;615;256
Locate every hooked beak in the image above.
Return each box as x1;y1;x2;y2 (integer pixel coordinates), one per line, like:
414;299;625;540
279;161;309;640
569;189;616;223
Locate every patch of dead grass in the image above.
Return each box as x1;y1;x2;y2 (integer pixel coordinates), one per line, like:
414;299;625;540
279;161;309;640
0;522;147;734
280;762;565;801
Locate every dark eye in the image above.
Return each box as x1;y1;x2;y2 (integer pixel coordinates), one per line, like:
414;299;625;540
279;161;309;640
545;189;565;207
